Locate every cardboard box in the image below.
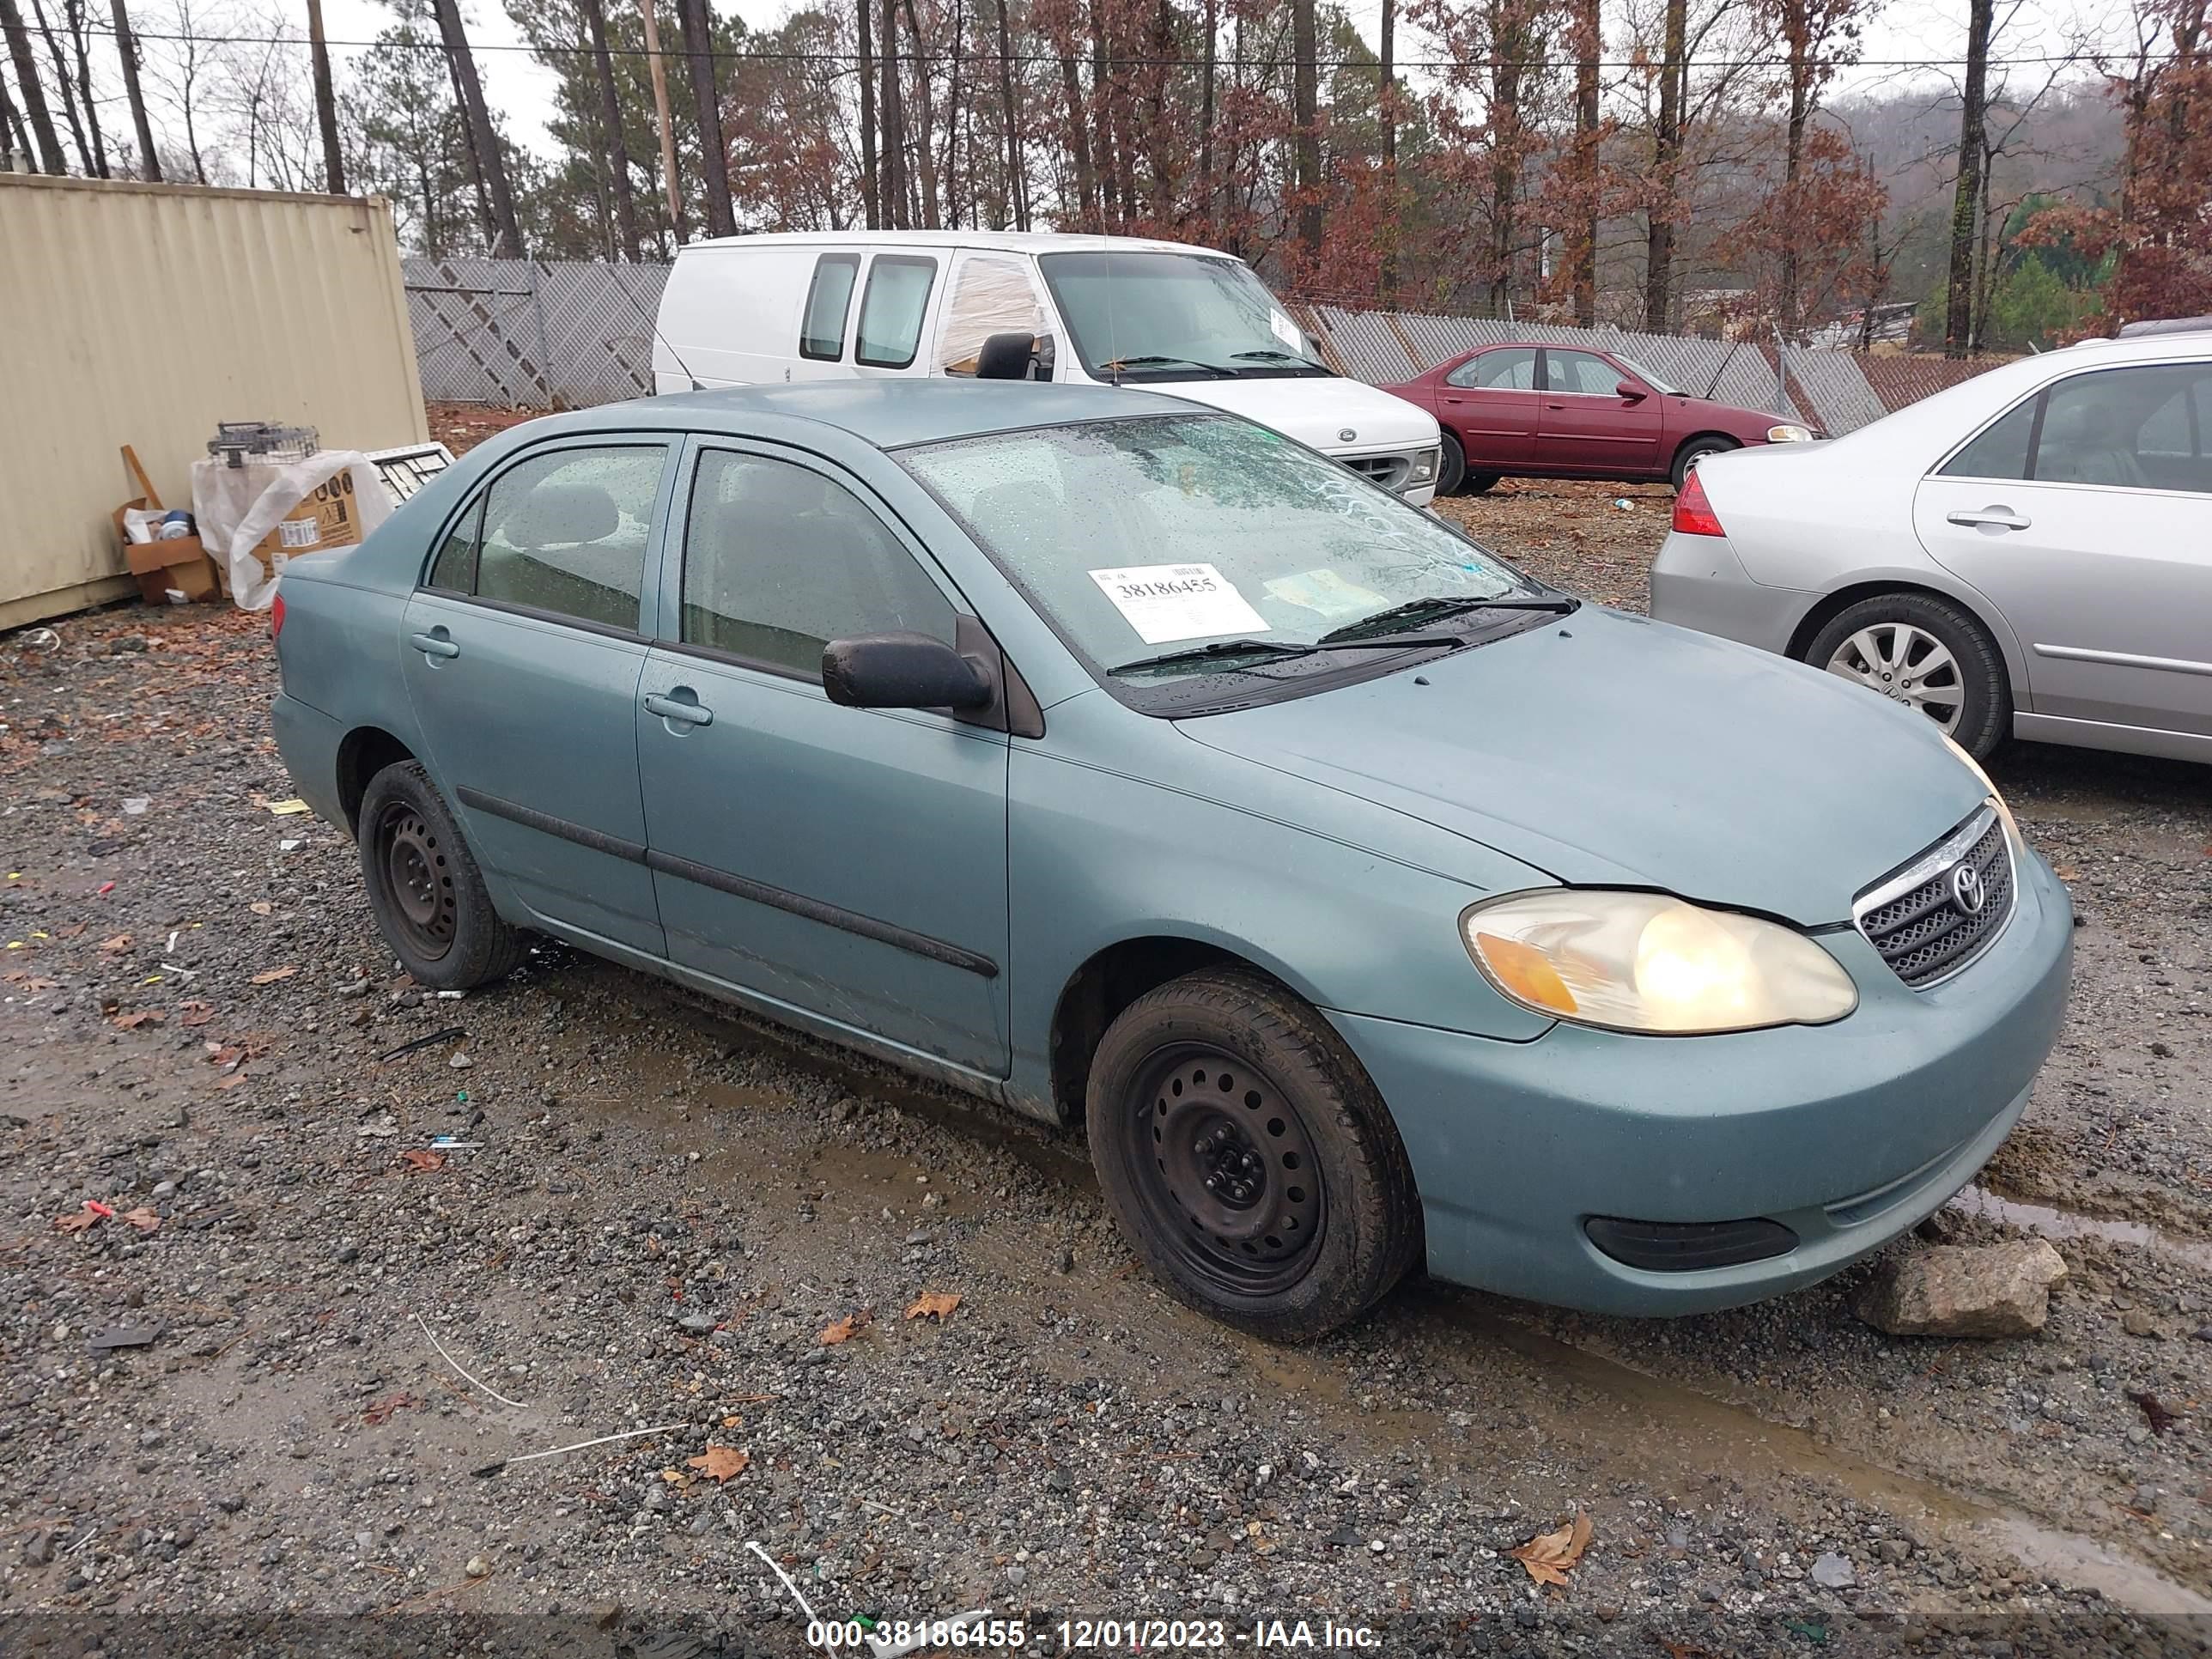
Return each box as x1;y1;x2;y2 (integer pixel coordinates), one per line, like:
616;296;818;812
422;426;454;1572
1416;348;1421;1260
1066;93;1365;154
112;497;221;605
241;468;367;578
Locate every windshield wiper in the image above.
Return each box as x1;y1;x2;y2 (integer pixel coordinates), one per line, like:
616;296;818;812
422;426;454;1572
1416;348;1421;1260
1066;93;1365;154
1318;593;1577;644
1099;355;1237;380
1109;634;1467;677
1229;349;1328;371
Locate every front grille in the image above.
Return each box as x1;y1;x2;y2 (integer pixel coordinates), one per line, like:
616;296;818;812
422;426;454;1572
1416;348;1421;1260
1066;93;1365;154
1344;453;1413;492
1855;807;2014;988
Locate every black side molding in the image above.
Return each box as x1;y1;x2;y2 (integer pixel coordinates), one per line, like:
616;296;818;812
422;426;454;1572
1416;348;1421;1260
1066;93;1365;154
452;786;999;979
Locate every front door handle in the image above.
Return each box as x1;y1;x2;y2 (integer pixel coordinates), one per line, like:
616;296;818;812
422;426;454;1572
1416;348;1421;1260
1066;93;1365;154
409;629;459;659
1947;507;2031;532
644;689;713;728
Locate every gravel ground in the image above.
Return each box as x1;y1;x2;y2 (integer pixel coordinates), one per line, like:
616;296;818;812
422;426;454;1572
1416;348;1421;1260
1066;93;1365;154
0;460;2209;1655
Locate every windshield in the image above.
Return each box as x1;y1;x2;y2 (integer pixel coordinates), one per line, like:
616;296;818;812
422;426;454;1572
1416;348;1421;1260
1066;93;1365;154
1613;354;1683;396
900;415;1551;709
1037;251;1332;383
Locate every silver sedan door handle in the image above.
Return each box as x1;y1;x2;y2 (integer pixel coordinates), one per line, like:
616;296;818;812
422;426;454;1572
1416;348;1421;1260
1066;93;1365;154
1947;506;2031;532
409;629;459;659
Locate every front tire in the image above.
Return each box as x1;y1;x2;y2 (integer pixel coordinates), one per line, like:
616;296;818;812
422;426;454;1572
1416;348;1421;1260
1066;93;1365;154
1802;592;2012;758
1086;969;1421;1342
358;761;525;990
1672;434;1736;489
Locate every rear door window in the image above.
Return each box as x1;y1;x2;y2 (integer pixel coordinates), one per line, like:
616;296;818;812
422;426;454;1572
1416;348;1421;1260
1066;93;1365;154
471;445;668;631
855;255;939;370
1939;398;2037;482
800;254;860;362
1446;348;1536;390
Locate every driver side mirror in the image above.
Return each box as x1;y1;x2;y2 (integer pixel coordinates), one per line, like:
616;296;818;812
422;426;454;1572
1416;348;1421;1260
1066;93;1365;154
1616;380;1648;403
822;632;995;712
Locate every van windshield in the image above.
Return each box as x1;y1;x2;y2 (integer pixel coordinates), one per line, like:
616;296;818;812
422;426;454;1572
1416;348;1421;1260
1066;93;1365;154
1038;251;1332;383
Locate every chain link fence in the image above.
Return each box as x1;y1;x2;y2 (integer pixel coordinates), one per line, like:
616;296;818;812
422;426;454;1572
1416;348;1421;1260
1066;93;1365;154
402;258;1997;436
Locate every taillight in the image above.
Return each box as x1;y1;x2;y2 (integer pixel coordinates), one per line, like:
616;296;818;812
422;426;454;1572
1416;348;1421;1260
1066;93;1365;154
1672;471;1725;538
270;592;287;638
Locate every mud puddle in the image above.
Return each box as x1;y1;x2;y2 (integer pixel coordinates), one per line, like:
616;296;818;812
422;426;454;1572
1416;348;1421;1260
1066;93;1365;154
1948;1184;2212;1274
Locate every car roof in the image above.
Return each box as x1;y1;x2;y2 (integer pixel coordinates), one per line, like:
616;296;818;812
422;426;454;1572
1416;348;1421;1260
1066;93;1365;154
516;379;1206;452
678;228;1231;259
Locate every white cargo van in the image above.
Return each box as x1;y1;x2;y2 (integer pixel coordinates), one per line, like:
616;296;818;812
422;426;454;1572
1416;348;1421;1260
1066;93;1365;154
652;230;1442;506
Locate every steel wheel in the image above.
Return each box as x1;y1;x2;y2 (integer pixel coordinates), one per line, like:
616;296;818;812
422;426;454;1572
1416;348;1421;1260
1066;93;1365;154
374;800;457;962
1125;1044;1326;1298
1823;622;1965;734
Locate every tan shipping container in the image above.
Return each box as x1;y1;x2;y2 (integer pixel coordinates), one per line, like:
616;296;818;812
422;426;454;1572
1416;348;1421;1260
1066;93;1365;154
0;175;429;629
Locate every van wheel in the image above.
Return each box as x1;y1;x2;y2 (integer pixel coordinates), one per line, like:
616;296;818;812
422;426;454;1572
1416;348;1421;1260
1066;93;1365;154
1087;969;1421;1342
1437;434;1467;496
359;762;525;990
1801;592;2011;758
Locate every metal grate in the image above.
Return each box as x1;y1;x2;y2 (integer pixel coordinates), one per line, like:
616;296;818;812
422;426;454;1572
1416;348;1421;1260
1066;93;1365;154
1855;809;2014;988
1343;453;1413;491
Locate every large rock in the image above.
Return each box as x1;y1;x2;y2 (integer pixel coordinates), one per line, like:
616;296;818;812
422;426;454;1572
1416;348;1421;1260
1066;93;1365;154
1853;1238;2068;1338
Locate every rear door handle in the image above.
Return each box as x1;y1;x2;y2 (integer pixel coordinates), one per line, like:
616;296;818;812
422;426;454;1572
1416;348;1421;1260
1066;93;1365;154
644;690;713;728
409;629;459;659
1947;507;2031;532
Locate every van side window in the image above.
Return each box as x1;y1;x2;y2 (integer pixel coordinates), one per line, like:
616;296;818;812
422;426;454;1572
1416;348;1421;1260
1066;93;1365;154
855;255;939;370
800;254;860;362
938;255;1046;375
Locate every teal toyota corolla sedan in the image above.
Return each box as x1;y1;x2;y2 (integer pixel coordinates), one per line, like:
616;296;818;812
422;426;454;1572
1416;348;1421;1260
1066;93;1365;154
270;381;2073;1340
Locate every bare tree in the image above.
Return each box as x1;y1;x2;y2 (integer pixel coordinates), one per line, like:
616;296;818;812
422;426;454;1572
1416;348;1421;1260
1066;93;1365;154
1644;0;1686;329
994;0;1024;228
0;0;66;172
305;0;343;190
28;0;96;173
110;0;161;177
578;0;641;255
1569;0;1601;324
429;0;523;252
857;0;876;226
674;0;732;234
878;0;902;224
146;0;216;180
1291;0;1319;268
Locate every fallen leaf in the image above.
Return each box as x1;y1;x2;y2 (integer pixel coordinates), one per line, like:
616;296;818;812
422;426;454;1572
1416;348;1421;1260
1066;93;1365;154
1508;1510;1593;1588
214;1072;249;1090
56;922;87;939
362;1391;420;1426
120;1206;161;1233
398;1150;446;1173
905;1291;963;1322
249;901;273;915
53;1208;102;1234
818;1310;873;1346
2127;1389;2177;1437
686;1445;750;1483
111;1009;163;1029
2052;863;2080;881
98;933;133;954
178;999;216;1026
249;966;297;985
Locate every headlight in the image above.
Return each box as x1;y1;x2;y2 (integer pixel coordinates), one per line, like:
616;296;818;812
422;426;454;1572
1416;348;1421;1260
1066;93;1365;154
1765;423;1814;443
1938;731;2021;849
1405;447;1439;487
1462;890;1858;1035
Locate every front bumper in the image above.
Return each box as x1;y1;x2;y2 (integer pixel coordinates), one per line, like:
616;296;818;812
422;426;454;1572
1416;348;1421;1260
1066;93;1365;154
1649;530;1815;655
1331;846;2074;1316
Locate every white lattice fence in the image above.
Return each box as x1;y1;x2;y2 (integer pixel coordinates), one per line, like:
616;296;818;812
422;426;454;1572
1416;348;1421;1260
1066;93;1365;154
404;258;669;409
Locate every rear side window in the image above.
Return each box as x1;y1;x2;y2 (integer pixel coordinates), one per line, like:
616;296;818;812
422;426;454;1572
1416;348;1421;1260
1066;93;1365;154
680;450;956;678
1446;348;1536;391
855;255;938;369
471;446;667;631
1941;398;2037;481
800;254;860;361
427;497;483;591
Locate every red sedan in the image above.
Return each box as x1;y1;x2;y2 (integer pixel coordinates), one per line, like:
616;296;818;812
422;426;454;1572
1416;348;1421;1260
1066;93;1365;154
1382;343;1817;496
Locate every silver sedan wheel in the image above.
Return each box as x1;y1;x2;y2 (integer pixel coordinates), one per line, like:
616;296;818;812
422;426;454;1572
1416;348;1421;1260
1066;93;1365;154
1824;623;1964;733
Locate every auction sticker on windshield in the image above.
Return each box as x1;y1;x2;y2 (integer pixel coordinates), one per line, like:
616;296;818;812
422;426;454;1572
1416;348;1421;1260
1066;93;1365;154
1089;563;1270;645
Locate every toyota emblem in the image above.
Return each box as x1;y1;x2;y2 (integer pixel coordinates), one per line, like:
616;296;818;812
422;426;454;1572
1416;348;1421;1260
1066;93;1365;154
1950;862;1986;915
1338;428;1358;443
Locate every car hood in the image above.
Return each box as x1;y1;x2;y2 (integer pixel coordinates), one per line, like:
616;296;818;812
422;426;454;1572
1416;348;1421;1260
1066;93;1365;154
1153;376;1441;453
1176;606;1984;926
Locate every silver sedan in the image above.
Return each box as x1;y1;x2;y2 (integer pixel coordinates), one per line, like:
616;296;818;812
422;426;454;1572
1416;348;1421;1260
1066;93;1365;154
1650;331;2212;762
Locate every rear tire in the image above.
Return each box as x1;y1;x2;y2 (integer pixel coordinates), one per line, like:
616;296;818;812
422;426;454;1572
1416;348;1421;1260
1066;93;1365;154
358;761;525;990
1086;969;1422;1342
1462;471;1502;496
1672;434;1737;489
1802;592;2012;759
1437;433;1467;497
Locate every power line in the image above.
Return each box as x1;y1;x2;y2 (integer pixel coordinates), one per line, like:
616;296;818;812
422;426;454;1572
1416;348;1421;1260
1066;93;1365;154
66;21;2151;76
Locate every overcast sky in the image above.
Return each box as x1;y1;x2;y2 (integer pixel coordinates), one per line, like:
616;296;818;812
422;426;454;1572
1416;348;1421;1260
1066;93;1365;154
313;0;2128;162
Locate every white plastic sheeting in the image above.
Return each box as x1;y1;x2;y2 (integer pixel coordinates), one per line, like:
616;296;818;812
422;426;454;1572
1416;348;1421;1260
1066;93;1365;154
191;453;393;611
